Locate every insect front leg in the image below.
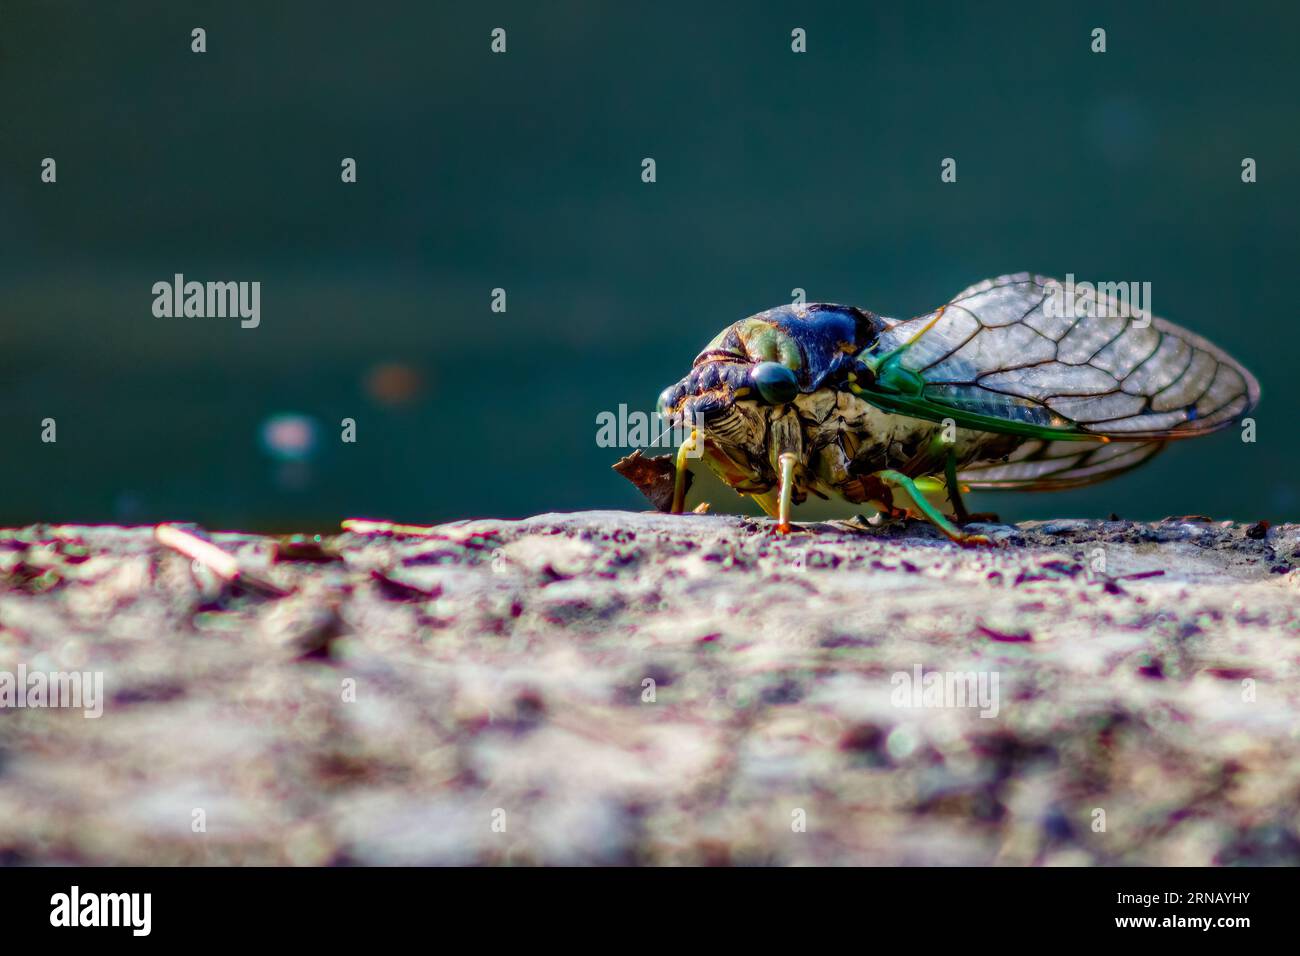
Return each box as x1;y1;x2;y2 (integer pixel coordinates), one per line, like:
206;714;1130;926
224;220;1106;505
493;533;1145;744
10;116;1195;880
669;426;699;514
775;453;797;533
767;409;803;534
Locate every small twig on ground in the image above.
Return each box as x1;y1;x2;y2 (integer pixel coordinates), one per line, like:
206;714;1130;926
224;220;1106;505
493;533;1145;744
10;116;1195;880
154;524;289;597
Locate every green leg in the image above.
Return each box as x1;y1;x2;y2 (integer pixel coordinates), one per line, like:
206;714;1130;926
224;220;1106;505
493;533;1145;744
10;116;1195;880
874;470;990;547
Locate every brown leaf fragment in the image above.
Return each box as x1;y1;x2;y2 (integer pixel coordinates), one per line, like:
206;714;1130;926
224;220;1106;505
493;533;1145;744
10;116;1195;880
612;450;690;513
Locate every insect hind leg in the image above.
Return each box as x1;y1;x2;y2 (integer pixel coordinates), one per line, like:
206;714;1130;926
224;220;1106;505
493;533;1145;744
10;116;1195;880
872;469;992;547
943;449;972;525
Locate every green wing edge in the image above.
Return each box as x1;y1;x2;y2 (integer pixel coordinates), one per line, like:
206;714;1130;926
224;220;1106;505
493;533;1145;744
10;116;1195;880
852;384;1108;444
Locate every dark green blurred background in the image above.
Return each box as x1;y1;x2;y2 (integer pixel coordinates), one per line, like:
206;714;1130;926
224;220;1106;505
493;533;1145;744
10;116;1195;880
2;1;1296;531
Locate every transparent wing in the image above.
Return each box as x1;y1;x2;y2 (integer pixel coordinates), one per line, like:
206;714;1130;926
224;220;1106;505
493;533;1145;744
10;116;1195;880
957;438;1166;490
873;273;1260;440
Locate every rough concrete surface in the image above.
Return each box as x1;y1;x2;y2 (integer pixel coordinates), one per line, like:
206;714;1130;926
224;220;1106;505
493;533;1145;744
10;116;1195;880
1;512;1299;866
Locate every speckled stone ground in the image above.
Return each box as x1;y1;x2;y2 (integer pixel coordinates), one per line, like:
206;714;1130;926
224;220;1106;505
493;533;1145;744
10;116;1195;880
2;513;1299;865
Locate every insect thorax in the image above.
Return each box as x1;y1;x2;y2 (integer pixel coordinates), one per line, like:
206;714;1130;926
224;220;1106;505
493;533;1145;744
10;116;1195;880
701;388;1024;504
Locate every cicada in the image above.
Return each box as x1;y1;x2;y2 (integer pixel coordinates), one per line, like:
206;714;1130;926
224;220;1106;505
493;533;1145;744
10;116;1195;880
653;273;1260;544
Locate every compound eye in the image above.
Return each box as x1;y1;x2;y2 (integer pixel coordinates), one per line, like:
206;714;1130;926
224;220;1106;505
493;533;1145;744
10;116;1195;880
751;362;799;405
656;385;678;418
